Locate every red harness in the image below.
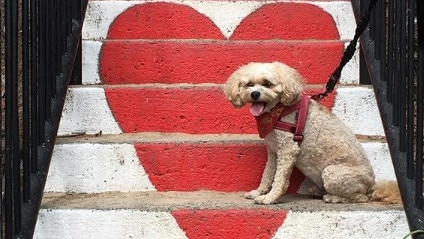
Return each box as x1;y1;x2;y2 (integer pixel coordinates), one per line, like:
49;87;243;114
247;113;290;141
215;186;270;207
255;93;311;144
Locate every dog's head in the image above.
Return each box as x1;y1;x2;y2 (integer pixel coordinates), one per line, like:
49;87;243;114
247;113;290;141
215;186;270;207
223;62;304;116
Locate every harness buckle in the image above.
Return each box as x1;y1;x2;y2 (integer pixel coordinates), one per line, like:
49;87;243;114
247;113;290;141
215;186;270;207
293;134;304;142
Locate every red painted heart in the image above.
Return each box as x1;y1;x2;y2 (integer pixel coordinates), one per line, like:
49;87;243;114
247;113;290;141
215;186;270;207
99;2;341;193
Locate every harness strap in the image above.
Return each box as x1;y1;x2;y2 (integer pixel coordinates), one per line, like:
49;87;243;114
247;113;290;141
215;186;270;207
273;121;294;133
255;93;311;142
293;94;310;142
273;94;310;145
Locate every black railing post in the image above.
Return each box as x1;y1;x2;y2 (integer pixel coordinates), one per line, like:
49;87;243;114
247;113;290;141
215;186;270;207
359;0;371;85
415;0;424;212
31;0;40;174
5;0;21;237
37;0;46;145
22;0;31;205
406;0;416;180
70;0;84;85
387;0;395;103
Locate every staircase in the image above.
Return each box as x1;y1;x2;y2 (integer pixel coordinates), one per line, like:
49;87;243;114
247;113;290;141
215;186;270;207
34;1;409;238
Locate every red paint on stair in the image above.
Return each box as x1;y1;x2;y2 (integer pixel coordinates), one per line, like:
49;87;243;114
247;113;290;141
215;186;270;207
231;3;339;40
100;41;342;85
135;142;305;192
107;2;224;39
136;142;268;191
105;87;255;134
100;2;343;85
105;87;335;134
172;209;288;239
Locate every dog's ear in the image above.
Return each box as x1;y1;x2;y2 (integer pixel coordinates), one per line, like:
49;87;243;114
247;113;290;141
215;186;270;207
273;62;304;106
223;70;246;108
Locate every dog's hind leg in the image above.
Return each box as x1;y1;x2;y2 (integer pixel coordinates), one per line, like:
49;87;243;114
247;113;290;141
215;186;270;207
321;164;375;203
244;151;277;199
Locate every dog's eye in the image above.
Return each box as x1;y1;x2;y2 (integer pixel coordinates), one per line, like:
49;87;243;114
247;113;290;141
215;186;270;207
246;83;254;87
263;80;272;87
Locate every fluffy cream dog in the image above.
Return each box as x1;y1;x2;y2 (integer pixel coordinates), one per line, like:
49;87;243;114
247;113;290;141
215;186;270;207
223;61;400;204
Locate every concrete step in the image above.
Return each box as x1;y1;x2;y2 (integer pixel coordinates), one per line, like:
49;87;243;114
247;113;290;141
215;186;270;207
45;133;395;194
34;191;408;239
58;86;384;137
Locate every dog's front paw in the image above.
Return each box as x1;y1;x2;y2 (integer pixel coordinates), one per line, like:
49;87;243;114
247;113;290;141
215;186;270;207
254;195;277;205
244;190;261;199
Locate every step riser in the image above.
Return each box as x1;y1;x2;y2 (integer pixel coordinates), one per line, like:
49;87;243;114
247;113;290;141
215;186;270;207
106;2;340;40
59;87;382;136
34;209;408;239
105;87;336;134
101;42;343;85
45;142;395;193
83;1;357;41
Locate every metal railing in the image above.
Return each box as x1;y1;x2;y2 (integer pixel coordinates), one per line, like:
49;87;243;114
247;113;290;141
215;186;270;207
352;0;424;236
0;0;87;238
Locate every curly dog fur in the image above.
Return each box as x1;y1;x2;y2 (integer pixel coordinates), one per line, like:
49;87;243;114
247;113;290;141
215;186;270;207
223;61;401;204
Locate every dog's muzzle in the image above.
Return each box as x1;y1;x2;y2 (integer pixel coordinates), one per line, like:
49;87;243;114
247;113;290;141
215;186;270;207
251;91;260;100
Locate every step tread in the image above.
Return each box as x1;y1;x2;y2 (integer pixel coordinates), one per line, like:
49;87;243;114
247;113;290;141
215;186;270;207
41;191;403;212
56;132;386;144
56;132;262;144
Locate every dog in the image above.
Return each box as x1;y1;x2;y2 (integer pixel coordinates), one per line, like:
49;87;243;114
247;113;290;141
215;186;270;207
223;61;401;204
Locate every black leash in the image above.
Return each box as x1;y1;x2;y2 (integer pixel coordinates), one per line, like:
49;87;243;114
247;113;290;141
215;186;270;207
312;0;379;101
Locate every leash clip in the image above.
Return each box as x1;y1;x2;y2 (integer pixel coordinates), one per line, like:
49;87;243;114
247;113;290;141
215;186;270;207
311;92;327;102
293;134;304;142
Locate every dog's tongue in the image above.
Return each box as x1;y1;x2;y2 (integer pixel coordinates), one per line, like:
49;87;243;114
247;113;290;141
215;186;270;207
250;103;265;116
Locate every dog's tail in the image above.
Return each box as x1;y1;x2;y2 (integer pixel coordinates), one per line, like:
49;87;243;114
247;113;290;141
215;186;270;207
368;180;402;205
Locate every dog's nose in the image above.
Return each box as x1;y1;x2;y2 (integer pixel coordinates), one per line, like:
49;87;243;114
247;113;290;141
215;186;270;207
251;91;260;100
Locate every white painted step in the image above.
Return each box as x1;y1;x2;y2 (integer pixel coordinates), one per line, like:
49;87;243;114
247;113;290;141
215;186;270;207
57;86;384;136
45;134;395;194
34;191;408;239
